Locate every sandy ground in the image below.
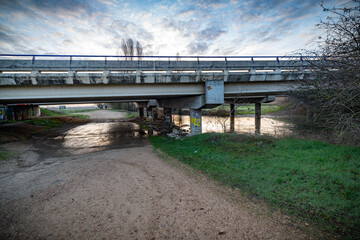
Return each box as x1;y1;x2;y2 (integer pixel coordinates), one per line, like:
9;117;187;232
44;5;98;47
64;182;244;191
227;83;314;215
81;110;127;119
0;119;318;239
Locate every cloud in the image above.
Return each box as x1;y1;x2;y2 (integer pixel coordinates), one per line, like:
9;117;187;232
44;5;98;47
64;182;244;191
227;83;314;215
30;0;94;15
109;19;153;41
0;0;332;56
198;24;227;41
0;32;17;43
162;17;200;37
187;42;208;54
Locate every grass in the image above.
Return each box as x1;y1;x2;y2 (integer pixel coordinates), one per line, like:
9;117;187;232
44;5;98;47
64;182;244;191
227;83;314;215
150;133;360;239
24;118;63;129
0;148;13;161
40;108;90;119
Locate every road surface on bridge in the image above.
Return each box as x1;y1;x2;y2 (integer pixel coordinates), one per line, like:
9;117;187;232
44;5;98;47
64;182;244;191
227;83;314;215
0;115;316;239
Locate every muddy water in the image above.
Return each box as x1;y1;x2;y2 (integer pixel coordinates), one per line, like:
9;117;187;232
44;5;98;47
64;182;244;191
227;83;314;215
61;122;147;155
173;115;294;136
2;121;148;163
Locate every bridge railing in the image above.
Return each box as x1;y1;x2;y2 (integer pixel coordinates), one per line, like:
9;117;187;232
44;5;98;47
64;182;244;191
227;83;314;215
0;54;325;73
0;54;324;62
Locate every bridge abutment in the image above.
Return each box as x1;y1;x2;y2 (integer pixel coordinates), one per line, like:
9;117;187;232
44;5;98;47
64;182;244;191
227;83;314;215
6;105;40;121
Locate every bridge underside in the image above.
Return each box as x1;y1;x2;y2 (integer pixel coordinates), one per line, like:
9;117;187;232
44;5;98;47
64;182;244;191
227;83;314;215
0;82;292;105
0;57;308;133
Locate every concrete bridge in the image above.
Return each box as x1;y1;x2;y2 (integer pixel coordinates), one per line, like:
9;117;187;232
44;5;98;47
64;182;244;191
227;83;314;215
0;54;316;134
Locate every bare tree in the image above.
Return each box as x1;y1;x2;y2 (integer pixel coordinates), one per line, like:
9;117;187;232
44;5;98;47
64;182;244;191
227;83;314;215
127;38;134;60
136;41;143;60
121;39;129;60
121;38;143;60
295;0;360;142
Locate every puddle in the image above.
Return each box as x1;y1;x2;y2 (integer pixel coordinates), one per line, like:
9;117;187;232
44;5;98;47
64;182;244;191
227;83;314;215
173;115;294;136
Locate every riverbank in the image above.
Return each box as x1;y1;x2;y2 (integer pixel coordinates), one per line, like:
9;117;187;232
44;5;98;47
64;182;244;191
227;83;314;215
0;115;315;239
150;133;360;239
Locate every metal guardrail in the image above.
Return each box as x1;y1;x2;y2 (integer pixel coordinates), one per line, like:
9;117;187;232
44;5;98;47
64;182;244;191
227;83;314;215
0;54;324;63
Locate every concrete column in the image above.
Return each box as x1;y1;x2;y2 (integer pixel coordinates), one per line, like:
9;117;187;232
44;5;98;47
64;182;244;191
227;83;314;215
255;103;261;134
139;107;144;118
190;109;202;135
0;106;6;120
147;107;153;122
163;107;172;125
6;105;40;121
230;103;235;133
178;108;183;126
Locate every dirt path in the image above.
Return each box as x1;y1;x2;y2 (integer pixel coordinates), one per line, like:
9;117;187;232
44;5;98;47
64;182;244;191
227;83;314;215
0;121;316;239
81;109;127;119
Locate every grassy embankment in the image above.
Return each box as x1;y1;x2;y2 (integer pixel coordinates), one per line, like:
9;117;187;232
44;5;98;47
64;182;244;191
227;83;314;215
150;133;360;239
40;108;93;119
14;108;91;129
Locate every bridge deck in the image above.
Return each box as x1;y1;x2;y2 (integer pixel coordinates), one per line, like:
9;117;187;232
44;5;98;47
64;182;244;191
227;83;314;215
0;56;314;104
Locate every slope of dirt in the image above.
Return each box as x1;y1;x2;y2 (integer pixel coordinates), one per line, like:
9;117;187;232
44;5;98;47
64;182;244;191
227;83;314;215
0;123;44;143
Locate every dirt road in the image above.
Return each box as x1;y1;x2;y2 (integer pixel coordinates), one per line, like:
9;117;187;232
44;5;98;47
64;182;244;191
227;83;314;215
0;118;315;239
81;110;127;119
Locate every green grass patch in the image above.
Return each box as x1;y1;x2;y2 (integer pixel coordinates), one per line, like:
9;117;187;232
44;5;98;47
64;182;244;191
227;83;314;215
0;149;13;161
0;120;17;124
150;133;360;239
24;118;62;129
40;108;91;119
40;108;60;116
126;111;139;118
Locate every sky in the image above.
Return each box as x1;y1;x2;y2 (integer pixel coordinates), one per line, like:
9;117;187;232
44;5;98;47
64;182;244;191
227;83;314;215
0;0;343;56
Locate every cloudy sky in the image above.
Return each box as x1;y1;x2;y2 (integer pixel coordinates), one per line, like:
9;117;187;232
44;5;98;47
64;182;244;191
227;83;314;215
0;0;341;56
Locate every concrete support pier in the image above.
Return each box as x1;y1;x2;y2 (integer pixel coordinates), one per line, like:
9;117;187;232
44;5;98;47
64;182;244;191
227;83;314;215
139;107;144;118
255;103;261;134
190;109;202;135
163;108;172;126
146;107;153;122
230;103;235;133
6;105;40;121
